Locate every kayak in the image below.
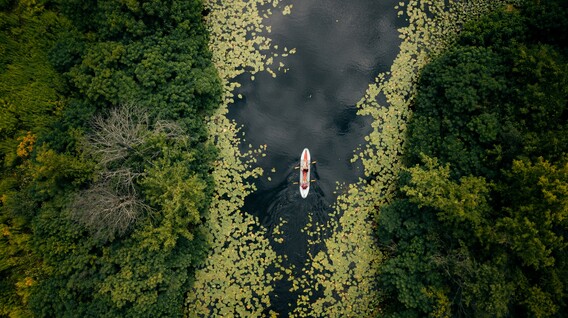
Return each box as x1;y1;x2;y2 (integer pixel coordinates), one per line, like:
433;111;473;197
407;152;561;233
299;148;310;198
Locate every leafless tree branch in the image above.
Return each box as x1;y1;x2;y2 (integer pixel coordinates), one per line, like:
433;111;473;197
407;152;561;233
72;103;187;240
87;103;150;167
71;179;151;240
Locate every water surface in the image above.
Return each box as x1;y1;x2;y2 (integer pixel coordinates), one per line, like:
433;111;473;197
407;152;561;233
228;0;403;313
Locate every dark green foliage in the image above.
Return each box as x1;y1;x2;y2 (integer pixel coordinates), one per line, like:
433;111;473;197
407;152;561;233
60;0;221;122
1;0;221;316
0;0;15;11
457;9;528;49
407;4;568;179
522;0;568;51
407;46;508;178
379;1;568;317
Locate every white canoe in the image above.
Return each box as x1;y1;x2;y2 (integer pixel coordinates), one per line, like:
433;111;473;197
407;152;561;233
299;148;310;198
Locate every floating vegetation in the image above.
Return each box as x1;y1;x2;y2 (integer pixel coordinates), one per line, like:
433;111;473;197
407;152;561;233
189;0;526;316
289;0;523;317
203;0;294;108
272;218;287;244
185;0;292;316
282;5;293;15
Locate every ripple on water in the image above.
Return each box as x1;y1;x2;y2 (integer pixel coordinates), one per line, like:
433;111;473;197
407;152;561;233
243;162;334;315
226;0;404;315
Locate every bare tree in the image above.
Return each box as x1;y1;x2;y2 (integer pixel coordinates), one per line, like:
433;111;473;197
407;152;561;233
72;103;163;240
71;174;150;240
84;102;151;167
154;119;186;140
72;103;187;240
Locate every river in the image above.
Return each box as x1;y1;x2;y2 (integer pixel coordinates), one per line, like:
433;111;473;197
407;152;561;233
227;0;403;314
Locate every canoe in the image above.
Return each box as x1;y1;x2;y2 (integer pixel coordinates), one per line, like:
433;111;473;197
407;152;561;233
299;148;310;198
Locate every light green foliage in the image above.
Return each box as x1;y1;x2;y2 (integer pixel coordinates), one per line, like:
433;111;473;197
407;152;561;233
185;0;291;316
0;215;37;318
94;174;208;317
402;155;491;231
0;4;66;148
497;157;568;271
26;146;94;199
378;159;508;317
141;144;206;244
0;0;68;181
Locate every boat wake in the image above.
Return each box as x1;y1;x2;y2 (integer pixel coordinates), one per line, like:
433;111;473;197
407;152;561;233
242;162;334;315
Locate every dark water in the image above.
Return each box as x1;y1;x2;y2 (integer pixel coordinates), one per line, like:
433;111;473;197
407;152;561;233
228;0;403;314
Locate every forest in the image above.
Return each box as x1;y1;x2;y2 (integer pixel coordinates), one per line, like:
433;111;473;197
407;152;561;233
377;0;568;317
1;0;567;317
1;0;220;316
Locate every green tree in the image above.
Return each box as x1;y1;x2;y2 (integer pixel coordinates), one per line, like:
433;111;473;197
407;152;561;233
2;0;221;316
378;1;568;317
406;45;509;178
22;0;221;315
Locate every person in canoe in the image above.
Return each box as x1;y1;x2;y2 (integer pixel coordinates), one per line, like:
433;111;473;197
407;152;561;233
299;148;312;198
301;160;309;190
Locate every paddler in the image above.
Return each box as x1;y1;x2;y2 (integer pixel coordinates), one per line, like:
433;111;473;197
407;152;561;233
301;160;309;189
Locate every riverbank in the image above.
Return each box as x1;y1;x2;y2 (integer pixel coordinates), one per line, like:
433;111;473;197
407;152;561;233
186;0;292;315
187;0;524;316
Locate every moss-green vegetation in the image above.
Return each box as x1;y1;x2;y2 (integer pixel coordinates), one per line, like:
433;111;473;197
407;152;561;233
1;0;220;316
377;1;568;316
286;1;525;317
185;0;292;316
1;2;72;315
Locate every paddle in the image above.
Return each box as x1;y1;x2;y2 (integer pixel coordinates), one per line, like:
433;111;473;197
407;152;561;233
293;179;317;185
294;161;317;169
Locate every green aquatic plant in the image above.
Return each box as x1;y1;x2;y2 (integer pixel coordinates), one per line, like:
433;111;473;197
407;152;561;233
190;0;526;316
289;0;523;317
185;0;292;316
204;0;294;106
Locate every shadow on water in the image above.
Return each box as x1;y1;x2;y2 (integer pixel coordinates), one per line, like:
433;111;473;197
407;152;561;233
228;0;404;314
243;161;333;315
244;160;332;256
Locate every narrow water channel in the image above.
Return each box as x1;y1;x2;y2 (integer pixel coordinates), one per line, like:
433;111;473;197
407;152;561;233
228;0;403;314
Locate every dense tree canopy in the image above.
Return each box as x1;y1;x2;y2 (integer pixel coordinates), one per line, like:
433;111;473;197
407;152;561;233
378;1;568;317
1;0;220;316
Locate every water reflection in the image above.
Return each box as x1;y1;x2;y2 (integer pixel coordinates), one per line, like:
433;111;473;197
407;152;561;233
228;0;403;314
